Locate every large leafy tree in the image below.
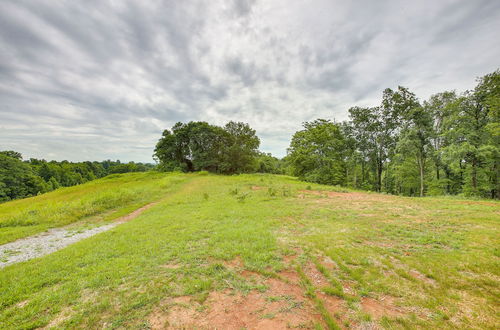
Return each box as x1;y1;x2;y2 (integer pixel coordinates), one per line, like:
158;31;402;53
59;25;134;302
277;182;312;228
423;91;458;195
219;121;260;174
288;119;346;185
154;121;260;174
396;104;434;196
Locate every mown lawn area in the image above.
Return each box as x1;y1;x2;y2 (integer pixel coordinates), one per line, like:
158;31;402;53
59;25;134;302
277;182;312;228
0;173;498;329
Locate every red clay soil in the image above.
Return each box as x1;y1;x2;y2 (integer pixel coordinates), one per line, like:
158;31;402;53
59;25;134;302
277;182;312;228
303;262;330;287
361;296;404;320
298;189;394;202
149;257;349;329
115;202;159;223
149;277;323;329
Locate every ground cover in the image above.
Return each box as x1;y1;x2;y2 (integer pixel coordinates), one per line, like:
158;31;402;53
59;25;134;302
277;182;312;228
0;173;498;329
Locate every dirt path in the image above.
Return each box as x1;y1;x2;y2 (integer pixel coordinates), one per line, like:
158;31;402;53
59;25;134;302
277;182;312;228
0;202;158;268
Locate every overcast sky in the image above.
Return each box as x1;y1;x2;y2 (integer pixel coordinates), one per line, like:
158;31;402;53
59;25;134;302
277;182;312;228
1;0;499;162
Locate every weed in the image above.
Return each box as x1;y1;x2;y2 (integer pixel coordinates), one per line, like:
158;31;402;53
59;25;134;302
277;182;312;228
236;192;249;203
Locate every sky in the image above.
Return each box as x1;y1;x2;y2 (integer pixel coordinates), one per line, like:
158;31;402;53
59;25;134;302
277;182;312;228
1;0;499;162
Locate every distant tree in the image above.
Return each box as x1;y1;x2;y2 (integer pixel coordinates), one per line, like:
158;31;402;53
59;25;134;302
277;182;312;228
255;152;283;174
0;153;46;201
0;150;22;160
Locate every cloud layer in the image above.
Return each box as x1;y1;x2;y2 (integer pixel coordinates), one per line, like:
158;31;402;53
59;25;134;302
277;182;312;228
1;0;499;161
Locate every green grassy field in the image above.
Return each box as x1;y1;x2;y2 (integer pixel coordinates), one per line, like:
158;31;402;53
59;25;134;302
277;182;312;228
0;172;188;245
0;173;498;329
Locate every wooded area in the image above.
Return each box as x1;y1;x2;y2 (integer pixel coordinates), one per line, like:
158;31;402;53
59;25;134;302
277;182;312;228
288;70;499;198
0;151;153;202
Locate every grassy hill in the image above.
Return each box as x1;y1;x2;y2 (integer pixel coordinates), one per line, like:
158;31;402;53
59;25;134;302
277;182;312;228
0;172;498;329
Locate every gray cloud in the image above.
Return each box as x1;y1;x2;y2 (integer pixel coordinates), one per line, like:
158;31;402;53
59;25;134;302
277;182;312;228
0;0;499;161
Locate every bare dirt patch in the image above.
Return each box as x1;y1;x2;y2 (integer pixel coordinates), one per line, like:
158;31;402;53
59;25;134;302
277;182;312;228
298;190;394;202
304;262;330;287
408;270;437;286
251;186;264;191
149;276;324;329
16;300;29;308
41;307;74;329
361;296;403;320
114;202;159;223
223;256;244;269
342;281;356;295
278;269;301;285
319;256;337;271
317;291;345;316
160;263;181;269
282;247;302;266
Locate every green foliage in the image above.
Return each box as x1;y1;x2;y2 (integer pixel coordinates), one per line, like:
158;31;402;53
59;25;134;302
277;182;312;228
291;69;499;199
255;152;285;174
0;152;155;203
0;172;186;244
288;119;346;185
154;121;260;174
0;154;47;202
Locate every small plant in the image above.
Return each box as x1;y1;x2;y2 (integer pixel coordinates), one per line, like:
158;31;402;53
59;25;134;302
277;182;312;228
282;186;292;197
203;193;209;200
306;185;312;190
267;187;277;197
229;188;239;195
236;192;249;203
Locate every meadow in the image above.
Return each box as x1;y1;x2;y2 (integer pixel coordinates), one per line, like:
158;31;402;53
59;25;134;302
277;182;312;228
0;172;498;329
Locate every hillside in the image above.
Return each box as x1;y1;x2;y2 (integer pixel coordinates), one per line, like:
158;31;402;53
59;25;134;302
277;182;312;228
0;173;498;329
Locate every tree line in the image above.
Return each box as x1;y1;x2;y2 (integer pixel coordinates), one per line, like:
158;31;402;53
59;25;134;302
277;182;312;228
287;69;499;199
3;70;497;201
0;151;154;202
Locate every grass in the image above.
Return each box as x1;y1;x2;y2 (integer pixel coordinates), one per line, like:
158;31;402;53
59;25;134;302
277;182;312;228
0;173;498;329
0;172;189;245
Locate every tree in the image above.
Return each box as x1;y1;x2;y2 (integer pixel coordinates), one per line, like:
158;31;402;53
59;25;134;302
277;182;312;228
423;91;458;195
475;70;500;198
219;121;260;174
255;152;284;174
154;121;260;174
0;153;45;201
396;105;434;196
0;150;22;160
288;119;346;185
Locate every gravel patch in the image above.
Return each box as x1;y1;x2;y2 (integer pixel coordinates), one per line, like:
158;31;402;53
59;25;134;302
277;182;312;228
0;202;158;268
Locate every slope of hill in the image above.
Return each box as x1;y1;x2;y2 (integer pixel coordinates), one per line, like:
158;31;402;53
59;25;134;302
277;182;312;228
0;173;498;329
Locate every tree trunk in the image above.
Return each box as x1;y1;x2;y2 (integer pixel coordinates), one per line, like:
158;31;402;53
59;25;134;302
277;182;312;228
418;157;425;197
361;160;365;186
377;160;383;192
472;157;477;191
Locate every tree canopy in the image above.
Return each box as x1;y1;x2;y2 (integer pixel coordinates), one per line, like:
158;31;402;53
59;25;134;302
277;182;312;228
154;121;260;174
288;69;500;199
